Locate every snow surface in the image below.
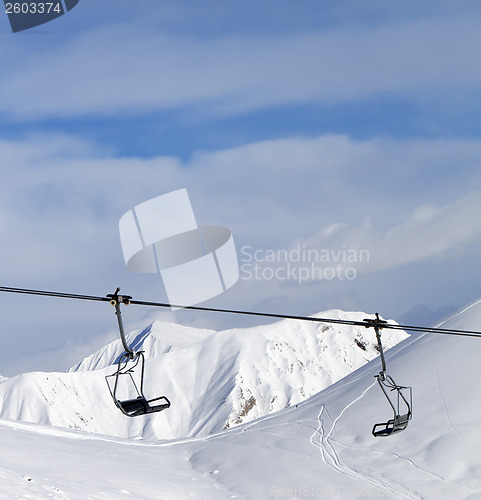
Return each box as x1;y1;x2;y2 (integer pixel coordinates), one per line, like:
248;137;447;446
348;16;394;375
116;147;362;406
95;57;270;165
1;303;481;499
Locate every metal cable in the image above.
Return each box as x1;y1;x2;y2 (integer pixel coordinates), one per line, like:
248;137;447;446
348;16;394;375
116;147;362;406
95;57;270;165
1;285;481;338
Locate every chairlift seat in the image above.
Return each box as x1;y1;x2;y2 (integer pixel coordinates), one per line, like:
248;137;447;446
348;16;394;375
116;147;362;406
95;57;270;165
118;395;171;417
372;412;410;437
118;397;149;415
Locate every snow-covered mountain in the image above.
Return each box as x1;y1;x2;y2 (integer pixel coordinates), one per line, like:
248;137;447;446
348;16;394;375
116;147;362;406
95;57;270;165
0;310;407;440
1;300;481;499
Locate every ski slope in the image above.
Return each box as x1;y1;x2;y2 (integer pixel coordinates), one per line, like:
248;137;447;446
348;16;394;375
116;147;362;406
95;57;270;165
1;302;481;499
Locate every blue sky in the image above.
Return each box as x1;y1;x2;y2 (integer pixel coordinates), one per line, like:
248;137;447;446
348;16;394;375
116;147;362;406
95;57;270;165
0;1;480;375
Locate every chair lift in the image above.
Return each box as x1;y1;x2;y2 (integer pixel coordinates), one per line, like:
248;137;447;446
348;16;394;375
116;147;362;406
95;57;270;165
364;314;412;437
105;288;171;417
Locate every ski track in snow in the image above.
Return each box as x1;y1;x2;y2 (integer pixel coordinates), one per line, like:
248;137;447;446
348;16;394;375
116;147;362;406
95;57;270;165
299;368;481;500
301;326;481;500
331;433;481;499
309;384;421;500
433;365;481;459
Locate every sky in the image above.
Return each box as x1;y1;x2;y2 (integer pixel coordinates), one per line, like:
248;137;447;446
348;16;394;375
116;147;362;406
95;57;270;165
0;0;480;376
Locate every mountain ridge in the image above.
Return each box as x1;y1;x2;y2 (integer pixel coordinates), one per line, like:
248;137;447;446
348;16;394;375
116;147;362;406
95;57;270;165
0;310;408;441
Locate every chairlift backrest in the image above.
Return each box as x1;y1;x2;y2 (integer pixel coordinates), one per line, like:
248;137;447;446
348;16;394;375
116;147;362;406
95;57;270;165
105;351;171;417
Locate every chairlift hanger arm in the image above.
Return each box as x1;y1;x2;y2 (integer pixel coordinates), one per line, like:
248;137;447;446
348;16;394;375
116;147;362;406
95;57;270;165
106;288;134;357
363;313;388;374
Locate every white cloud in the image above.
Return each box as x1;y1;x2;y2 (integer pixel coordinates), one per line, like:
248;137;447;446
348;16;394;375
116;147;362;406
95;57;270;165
2;133;480;283
299;192;481;276
0;12;479;120
1;131;481;374
392;197;480;256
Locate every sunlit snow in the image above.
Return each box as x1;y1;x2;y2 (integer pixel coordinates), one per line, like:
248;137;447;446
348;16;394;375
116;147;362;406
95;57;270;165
1;304;480;499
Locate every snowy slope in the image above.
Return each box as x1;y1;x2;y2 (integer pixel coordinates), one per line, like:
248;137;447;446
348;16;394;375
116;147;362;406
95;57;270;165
0;300;480;499
0;311;407;440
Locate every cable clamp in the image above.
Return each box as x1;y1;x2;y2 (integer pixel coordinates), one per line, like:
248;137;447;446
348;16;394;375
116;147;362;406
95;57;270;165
106;287;132;306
